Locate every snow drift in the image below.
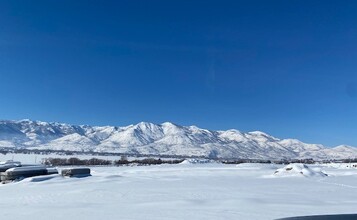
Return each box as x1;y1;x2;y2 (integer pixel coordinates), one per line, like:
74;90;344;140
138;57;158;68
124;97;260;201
274;163;328;177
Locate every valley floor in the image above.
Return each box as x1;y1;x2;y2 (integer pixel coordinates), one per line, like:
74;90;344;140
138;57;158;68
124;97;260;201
1;162;357;220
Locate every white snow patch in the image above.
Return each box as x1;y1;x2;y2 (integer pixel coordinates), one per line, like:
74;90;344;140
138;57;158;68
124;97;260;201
273;163;328;178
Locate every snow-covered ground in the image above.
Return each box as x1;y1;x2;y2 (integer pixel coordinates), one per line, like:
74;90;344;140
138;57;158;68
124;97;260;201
0;153;116;164
1;162;357;220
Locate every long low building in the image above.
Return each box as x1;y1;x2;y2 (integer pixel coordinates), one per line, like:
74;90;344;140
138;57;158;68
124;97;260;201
1;166;58;182
0;160;21;172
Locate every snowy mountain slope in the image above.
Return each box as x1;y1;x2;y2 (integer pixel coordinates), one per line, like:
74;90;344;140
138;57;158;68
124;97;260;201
0;119;356;159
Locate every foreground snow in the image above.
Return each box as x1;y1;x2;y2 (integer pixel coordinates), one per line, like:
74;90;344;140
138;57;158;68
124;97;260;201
0;163;357;220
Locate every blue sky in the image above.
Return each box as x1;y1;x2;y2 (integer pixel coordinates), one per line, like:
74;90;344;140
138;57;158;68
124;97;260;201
0;0;357;146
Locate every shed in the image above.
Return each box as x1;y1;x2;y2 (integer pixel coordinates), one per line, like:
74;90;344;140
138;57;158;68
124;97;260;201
61;168;91;177
1;166;58;182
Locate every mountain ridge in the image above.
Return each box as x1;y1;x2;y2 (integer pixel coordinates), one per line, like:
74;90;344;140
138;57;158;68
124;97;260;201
0;119;356;159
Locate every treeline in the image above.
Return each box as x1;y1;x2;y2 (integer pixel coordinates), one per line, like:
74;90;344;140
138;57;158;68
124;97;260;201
275;158;316;164
42;157;184;166
114;157;184;165
221;158;357;164
339;158;357;163
221;158;318;164
42;157;112;166
0;149;8;155
222;159;272;164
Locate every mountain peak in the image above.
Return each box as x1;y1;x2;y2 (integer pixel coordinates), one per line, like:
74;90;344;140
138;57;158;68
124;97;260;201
333;145;354;150
247;131;271;137
17;119;32;123
161;121;178;127
135;121;156;127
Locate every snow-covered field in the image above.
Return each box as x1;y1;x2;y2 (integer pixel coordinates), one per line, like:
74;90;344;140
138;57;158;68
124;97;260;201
1;161;357;220
0;153;124;164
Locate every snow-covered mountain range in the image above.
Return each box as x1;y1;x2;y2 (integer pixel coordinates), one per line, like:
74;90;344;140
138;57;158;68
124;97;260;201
0;119;356;159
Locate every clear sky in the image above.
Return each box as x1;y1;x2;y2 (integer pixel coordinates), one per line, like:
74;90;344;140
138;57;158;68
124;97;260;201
0;0;356;147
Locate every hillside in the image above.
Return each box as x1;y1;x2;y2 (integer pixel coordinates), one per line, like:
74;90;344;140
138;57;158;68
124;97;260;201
0;119;356;159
